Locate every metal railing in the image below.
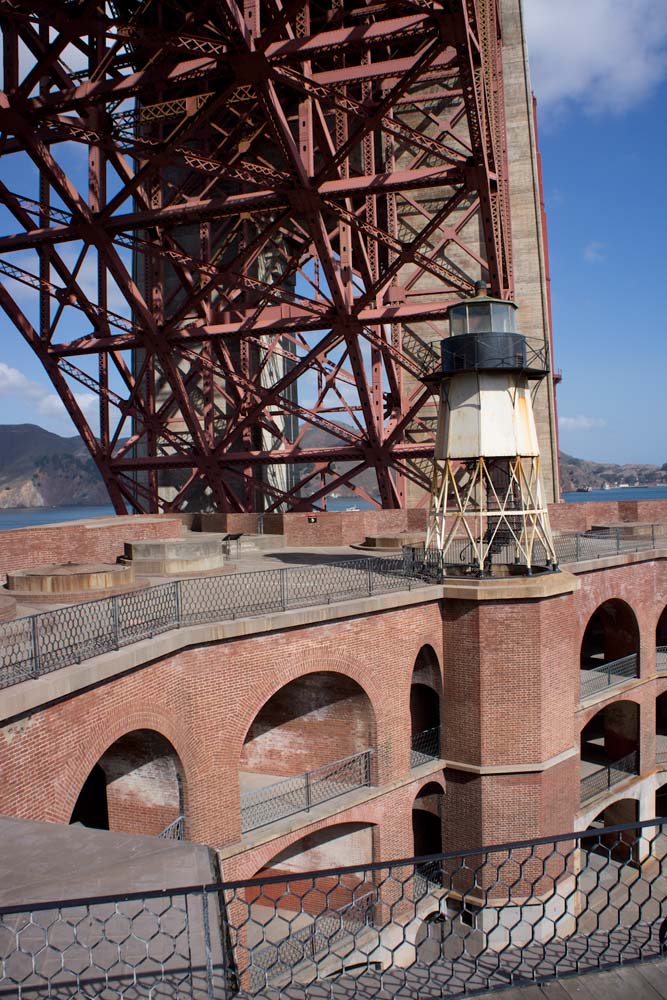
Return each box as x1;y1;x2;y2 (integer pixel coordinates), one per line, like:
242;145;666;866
1;818;666;999
158;815;185;840
557;525;666;563
410;726;442;767
580;751;639;804
657;645;667;672
406;525;667;578
240;750;373;833
0;558;423;692
580;653;638;699
657;744;667;766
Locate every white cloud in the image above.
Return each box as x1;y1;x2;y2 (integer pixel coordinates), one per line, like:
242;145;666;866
0;362;33;395
560;415;607;431
36;392;97;422
0;361;98;430
524;0;667;114
583;241;606;263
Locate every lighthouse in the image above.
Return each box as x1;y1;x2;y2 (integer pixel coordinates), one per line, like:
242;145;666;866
425;285;557;576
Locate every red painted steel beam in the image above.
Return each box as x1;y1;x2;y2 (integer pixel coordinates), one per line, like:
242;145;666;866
0;0;514;513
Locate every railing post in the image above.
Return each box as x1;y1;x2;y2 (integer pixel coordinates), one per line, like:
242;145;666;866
175;580;182;628
201;889;216;1000
575;534;580;562
305;769;311;812
31;615;41;678
652;524;656;548
280;568;288;611
616;527;620;554
112;596;120;650
367;558;373;596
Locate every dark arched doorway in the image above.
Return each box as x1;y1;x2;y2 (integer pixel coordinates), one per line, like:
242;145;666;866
580;600;639;698
580;701;640;806
410;646;442;766
70;730;184;838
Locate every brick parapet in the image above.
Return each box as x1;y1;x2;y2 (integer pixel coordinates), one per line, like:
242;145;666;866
0;514;183;579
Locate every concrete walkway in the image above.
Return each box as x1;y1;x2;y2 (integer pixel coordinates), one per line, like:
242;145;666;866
474;956;667;999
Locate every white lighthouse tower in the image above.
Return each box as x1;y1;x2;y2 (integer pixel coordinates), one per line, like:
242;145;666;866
425;285;557;576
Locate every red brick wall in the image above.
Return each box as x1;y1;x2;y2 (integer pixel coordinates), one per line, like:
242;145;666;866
261;508;427;546
0;602;443;851
0;515;183;578
549;499;667;534
442;590;579;770
240;673;375;776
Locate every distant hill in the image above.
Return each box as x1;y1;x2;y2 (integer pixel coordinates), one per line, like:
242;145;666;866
0;424;107;508
0;423;663;507
558;451;667;492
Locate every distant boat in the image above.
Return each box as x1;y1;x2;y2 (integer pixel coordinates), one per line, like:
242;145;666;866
576;486;592;493
345;505;360;511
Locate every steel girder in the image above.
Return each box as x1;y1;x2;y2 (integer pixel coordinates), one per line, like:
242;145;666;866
0;0;513;513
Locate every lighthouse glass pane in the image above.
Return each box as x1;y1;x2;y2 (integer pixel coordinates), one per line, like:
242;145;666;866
467;304;493;333
449;306;467;335
491;303;516;333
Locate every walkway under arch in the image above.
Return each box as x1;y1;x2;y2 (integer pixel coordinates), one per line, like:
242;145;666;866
580;599;639;697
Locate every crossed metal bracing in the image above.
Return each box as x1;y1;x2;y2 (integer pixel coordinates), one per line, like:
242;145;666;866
0;0;513;513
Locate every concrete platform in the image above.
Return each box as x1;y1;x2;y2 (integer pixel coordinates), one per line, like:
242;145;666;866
122;537;226;575
0;814;217;906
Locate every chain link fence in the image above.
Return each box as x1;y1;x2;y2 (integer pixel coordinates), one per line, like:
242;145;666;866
1;819;666;998
0;558;423;692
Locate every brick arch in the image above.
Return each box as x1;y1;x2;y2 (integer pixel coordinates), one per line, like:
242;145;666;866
413;779;445;802
235;812;381;880
655;602;667;644
254;820;378;876
578;693;643;732
579;597;640;667
233;653;382;764
411;644;442;688
578;794;641;834
49;708;194;827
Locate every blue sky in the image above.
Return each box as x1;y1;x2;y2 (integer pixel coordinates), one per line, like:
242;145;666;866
524;0;667;464
0;0;666;464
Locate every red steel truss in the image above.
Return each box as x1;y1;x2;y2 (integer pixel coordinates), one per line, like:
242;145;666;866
0;0;513;513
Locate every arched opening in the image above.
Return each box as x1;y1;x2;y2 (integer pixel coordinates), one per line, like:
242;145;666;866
410;645;442;766
412;782;444;887
244;823;378;969
412;782;444;857
70;764;108;830
656;607;667;671
580;701;639;806
257;822;376;878
70;730;184;838
580;600;639;699
585;799;639;864
240;673;375;833
657;693;667;767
